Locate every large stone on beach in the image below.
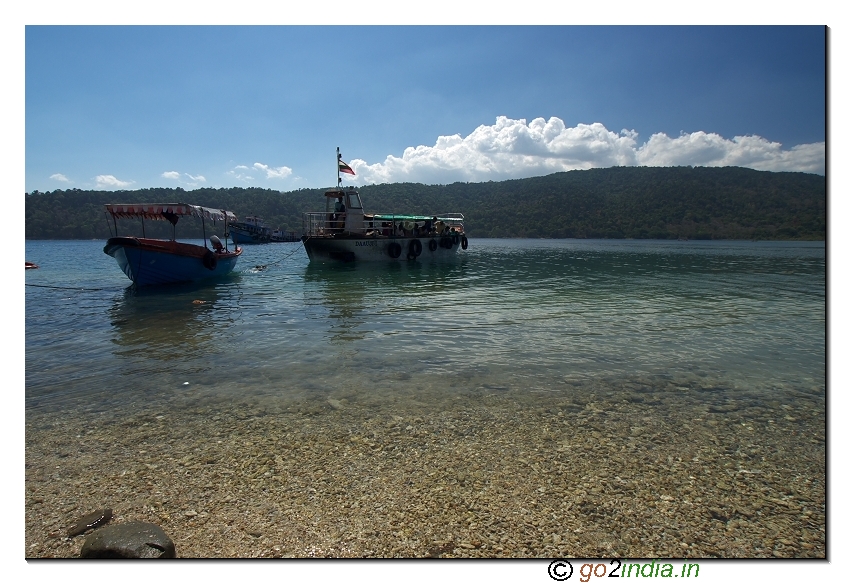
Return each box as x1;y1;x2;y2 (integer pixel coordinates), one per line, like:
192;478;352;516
80;522;176;558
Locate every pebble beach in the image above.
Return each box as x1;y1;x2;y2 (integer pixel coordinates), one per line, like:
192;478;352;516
25;381;825;559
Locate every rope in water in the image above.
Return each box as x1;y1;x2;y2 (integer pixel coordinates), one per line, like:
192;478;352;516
251;237;307;271
25;283;112;292
26;238;308;286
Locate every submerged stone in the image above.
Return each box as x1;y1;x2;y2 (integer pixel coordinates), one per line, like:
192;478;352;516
80;522;176;558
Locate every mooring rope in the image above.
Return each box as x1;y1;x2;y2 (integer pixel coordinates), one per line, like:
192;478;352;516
25;283;113;292
251;237;307;271
26;237;309;287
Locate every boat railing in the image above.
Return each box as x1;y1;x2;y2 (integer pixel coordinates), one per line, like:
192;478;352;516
303;211;465;238
303;212;348;237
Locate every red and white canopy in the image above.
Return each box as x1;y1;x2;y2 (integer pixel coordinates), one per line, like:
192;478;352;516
105;203;236;222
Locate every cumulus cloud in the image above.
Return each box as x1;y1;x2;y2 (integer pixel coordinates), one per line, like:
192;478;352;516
227;169;255;182
162;171;206;187
228;162;293;183
350;116;825;185
50;173;70;182
253;163;293;179
95;175;132;188
636;132;825;174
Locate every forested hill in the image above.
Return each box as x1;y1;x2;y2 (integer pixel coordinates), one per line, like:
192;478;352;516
25;166;825;240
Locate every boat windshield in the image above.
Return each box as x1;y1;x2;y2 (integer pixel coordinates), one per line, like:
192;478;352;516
346;192;363;210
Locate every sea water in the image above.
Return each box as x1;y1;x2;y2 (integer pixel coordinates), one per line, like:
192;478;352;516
24;239;825;413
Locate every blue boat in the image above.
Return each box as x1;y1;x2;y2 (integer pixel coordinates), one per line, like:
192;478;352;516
229;215;272;245
103;203;243;286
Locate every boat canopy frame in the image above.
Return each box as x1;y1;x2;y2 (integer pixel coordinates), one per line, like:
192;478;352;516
105;203;235;222
104;203;237;249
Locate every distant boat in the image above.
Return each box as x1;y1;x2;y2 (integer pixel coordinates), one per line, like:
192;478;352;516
270;228;299;242
103;203;242;286
25;262;39;269
229;215;271;245
301;148;468;263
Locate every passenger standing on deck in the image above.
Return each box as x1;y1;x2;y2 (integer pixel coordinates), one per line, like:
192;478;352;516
334;196;345;230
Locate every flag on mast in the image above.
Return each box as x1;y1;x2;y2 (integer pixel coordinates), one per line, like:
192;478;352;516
338;159;355;175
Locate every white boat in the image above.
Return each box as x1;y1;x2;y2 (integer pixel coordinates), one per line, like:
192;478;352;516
301;149;468;263
229;215;271;245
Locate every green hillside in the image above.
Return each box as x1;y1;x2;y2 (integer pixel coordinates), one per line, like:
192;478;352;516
25;166;825;241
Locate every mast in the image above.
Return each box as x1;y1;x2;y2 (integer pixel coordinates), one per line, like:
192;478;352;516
337;146;341;188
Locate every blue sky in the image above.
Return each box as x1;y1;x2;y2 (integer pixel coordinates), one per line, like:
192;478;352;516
24;24;826;193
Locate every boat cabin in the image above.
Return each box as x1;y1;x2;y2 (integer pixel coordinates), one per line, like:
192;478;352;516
303;186;464;240
323;186;364;234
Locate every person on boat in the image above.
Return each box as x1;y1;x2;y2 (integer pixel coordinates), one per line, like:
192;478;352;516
423;217;435;234
434;220;446;234
210;235;225;253
334;197;346;230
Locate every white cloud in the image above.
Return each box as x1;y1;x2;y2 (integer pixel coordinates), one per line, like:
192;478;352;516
95;175;132;188
227;169;255;183
636;132;826;175
350;116;825;185
50;173;69;182
228;163;293;183
162;171;206;187
253;163;293;179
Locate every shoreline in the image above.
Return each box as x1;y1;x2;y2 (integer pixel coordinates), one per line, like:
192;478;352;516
25;386;825;559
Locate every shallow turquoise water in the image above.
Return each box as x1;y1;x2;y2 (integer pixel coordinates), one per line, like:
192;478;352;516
25;239;825;413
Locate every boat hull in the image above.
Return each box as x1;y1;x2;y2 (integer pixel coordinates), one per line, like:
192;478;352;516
270;230;299;242
230;230;270;244
229;220;271;244
104;237;242;286
302;234;466;263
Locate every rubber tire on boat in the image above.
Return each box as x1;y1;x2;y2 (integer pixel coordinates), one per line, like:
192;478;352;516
452;233;460;246
388;242;402;258
441;236;453;249
428;238;438;252
409;239;422;257
461;235;468;250
203;249;218;270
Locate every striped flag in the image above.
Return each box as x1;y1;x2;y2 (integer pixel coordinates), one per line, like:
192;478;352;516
338;159;356;175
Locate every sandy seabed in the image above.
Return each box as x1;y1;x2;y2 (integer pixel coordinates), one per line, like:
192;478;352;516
25;382;825;559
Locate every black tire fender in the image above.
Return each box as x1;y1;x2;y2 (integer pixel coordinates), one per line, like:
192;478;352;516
428;238;438;252
388;242;402;258
203;249;218;270
409;239;422;257
461;235;468;250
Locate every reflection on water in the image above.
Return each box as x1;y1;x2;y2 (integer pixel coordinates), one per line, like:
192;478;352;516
109;282;237;361
25;239;824;413
302;260;469;343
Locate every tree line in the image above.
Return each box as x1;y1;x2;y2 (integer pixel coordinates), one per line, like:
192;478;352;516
25;166;825;241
